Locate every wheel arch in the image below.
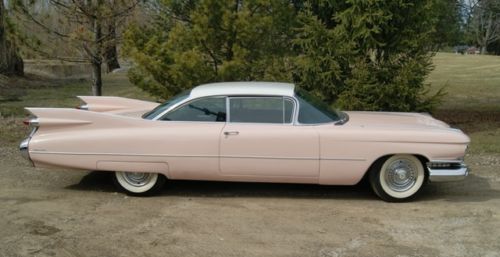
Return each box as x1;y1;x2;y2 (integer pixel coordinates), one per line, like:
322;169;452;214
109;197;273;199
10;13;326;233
358;153;430;184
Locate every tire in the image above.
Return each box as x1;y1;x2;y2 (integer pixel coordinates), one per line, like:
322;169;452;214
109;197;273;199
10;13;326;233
369;155;425;202
113;171;166;196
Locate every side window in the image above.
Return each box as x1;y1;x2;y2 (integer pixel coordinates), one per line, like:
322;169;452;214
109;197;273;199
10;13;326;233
229;97;294;124
161;97;226;122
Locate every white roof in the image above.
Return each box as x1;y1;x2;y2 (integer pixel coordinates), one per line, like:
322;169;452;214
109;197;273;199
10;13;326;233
190;82;295;98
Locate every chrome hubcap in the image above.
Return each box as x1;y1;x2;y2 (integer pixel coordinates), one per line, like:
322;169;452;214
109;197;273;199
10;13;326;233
385;159;417;192
122;172;153;187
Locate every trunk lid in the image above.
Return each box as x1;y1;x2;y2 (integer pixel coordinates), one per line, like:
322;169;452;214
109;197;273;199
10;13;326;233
344;111;450;129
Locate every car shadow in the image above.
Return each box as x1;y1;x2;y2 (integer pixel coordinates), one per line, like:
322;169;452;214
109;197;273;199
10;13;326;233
66;171;376;200
66;171;500;202
65;171;116;193
159;179;377;200
419;174;500;202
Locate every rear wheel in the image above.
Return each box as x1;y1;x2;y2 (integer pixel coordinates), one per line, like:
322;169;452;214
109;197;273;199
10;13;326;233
113;171;166;196
369;155;425;202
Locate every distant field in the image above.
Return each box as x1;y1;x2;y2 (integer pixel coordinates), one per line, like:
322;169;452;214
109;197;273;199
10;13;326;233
0;72;154;117
427;52;500;111
426;53;500;154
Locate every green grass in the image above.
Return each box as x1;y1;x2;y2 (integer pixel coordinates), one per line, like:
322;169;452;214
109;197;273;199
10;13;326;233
467;128;500;155
427;53;500;111
425;53;500;155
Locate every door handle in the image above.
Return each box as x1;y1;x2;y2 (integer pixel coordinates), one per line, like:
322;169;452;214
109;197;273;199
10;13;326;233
224;131;239;136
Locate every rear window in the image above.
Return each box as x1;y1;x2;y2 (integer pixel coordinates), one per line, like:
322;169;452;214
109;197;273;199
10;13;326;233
229;97;294;124
296;89;339;124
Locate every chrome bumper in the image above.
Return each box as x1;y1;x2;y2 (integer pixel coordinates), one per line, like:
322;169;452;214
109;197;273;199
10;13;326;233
20;137;33;165
427;161;468;182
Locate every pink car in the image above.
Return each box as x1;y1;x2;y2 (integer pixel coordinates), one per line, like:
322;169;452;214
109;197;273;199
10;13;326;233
20;82;469;201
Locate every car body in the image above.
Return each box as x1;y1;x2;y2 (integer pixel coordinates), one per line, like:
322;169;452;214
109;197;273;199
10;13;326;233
20;82;470;201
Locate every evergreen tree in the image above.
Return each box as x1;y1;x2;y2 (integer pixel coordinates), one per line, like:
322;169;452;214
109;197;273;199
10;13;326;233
125;0;445;111
294;0;444;111
123;0;298;98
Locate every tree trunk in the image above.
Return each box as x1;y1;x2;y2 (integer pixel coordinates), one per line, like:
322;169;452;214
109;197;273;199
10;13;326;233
90;3;103;96
481;45;488;54
0;1;23;76
91;61;102;96
104;21;120;72
481;12;494;55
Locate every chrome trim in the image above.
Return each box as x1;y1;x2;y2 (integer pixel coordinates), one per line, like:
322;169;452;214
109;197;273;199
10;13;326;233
427;161;468;182
29;118;39;127
29;150;366;161
29;127;38;137
428;159;463;163
321;157;366;161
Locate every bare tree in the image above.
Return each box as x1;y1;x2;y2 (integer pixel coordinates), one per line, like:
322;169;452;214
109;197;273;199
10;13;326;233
464;0;500;54
0;0;23;76
14;0;139;95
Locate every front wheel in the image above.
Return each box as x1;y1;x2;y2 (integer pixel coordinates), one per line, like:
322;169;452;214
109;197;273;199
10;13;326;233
369;155;426;202
113;171;166;196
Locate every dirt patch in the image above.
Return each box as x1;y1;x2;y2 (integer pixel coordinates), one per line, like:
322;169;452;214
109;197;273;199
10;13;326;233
0;145;499;257
25;220;61;236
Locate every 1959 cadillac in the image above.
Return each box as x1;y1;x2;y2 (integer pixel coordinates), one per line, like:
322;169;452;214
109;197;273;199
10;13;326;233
20;82;469;201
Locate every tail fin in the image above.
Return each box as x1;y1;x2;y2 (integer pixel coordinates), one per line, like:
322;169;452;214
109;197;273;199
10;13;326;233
25;107;145;129
77;96;159;113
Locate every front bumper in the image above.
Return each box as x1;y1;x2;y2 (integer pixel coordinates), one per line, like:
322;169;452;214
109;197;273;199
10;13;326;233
427;161;469;182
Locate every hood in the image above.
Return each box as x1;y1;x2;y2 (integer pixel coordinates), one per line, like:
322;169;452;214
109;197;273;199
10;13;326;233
344;111;450;129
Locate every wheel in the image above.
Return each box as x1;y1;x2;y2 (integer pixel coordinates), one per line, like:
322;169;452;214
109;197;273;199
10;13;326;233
113;171;166;196
369;155;425;202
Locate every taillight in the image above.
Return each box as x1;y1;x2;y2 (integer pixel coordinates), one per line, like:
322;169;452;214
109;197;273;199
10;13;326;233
23;118;39;127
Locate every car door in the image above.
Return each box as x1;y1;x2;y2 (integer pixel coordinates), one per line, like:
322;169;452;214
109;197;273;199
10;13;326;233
157;96;227;180
219;96;320;178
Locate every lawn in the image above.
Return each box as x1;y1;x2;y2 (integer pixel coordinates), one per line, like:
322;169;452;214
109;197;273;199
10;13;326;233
0;53;499;154
426;53;500;155
428;53;500;111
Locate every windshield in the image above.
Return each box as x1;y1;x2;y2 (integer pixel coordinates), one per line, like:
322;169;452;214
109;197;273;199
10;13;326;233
142;90;190;119
296;89;340;124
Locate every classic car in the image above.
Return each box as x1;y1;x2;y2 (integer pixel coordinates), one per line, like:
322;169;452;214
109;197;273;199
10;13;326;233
19;82;470;201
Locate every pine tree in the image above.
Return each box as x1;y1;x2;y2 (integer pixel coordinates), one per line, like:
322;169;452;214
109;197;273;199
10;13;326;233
123;0;298;99
294;0;444;112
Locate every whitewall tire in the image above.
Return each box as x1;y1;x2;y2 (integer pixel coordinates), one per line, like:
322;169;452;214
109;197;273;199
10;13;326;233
370;155;426;202
113;171;166;196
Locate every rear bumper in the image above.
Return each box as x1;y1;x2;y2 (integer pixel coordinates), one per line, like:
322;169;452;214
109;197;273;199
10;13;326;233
19;137;33;166
427;161;468;182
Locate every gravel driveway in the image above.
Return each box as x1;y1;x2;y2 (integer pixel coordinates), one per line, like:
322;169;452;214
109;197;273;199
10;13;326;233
1;146;499;257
